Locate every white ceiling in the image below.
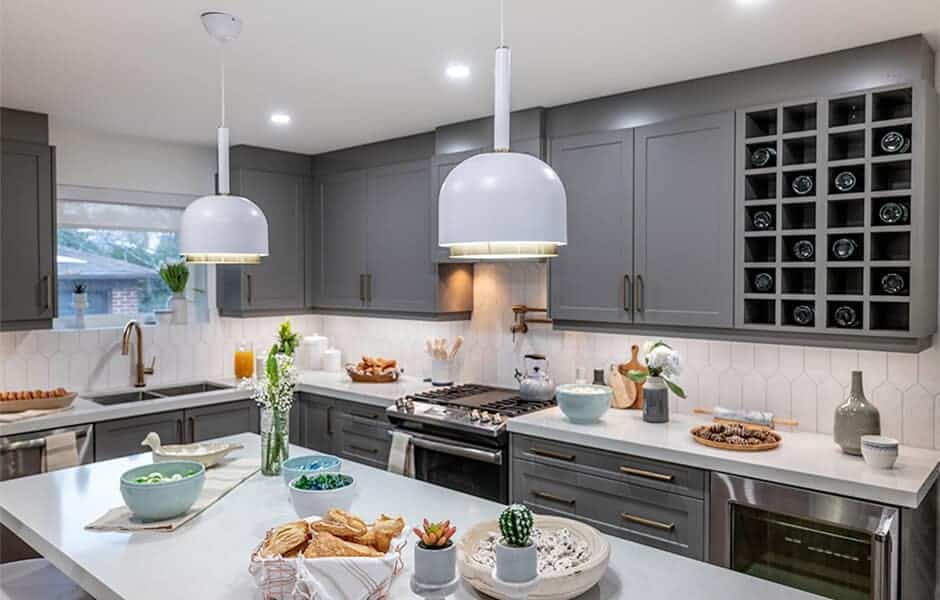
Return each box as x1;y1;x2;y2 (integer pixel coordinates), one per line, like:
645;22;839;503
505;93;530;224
2;1;938;155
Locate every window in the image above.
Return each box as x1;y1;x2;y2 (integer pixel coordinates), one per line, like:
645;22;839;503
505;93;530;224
55;197;206;328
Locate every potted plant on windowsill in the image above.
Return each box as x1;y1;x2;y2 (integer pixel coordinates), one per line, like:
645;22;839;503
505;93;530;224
158;261;189;324
494;504;537;584
412;518;458;589
72;282;88;329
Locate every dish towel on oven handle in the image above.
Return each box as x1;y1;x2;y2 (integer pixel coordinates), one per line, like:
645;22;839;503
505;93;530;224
387;430;414;478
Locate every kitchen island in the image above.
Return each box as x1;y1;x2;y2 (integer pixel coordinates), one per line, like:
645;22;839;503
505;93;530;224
0;433;819;599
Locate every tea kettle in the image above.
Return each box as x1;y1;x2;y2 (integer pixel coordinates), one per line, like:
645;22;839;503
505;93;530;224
514;354;556;402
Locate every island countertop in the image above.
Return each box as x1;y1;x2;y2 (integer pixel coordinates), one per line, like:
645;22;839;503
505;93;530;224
0;433;819;600
508;407;940;508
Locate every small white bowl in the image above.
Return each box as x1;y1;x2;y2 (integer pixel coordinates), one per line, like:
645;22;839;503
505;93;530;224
288;473;357;518
861;435;899;469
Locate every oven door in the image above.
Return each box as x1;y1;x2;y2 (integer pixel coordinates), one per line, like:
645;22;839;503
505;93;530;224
403;430;507;503
710;472;898;600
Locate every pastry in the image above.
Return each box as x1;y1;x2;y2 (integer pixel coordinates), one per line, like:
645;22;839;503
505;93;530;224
311;509;368;539
303;531;383;559
352;514;405;552
261;521;309;557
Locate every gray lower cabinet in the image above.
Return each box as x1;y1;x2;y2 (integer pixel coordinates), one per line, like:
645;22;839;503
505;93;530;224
95;410;185;461
295;393;335;453
1;139;56;330
548;130;634;324
331;400;391;469
633;113;734;327
510;434;705;559
94;401;260;461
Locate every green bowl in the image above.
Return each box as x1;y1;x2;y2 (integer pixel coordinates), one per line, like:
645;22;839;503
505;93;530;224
120;461;205;521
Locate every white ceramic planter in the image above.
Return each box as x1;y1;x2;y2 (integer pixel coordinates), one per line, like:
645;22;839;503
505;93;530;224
495;539;537;584
413;541;457;587
72;293;87;329
169;292;188;324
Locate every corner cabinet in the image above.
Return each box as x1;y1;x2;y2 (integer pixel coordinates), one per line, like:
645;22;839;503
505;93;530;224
1;114;56;331
549;112;735;329
309;160;473;319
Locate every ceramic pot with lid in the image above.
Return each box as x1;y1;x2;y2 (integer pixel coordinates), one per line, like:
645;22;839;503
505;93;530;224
514;354;556;402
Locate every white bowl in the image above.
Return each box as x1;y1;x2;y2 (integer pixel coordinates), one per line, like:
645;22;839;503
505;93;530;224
288;473;358;518
861;435;899;469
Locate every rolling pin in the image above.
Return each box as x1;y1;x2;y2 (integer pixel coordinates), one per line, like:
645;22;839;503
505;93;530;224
694;406;799;429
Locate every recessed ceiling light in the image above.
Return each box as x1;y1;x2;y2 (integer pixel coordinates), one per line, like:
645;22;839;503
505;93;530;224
269;113;291;125
445;64;471;80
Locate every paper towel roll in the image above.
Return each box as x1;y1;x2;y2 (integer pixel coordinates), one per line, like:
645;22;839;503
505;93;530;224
322;348;342;372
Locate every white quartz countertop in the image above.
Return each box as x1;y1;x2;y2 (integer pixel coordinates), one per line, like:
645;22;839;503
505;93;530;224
508;407;940;508
0;370;427;437
0;433;819;600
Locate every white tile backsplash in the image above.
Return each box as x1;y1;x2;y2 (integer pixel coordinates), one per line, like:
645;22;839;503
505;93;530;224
2;262;939;449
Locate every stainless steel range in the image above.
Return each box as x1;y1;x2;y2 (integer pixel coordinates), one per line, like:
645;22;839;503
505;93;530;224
386;384;554;503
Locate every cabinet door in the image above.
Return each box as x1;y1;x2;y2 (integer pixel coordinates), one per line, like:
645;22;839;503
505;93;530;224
313;170;369;308
95;410;184;461
298;394;335;453
366;160;437;312
184;400;259;443
233;169;307;311
548;130;634;323
634;113;734;327
1;141;55;326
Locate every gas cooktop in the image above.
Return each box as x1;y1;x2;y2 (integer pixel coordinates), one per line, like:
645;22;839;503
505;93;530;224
387;384;555;436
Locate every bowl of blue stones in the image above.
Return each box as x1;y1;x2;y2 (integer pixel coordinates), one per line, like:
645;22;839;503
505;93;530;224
281;454;342;487
289;472;357;517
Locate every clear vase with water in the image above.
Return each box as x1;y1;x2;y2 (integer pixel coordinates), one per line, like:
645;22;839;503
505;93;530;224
260;406;290;476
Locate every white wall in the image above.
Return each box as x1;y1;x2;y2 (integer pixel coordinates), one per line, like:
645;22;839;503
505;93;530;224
49;120;215;196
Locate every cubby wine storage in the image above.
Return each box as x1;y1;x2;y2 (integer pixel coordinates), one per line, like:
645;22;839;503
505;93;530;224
735;83;937;345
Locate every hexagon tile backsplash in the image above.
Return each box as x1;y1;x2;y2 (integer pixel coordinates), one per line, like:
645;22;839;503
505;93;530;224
2;263;939;449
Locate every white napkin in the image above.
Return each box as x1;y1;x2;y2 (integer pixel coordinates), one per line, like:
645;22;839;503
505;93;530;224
43;431;79;472
387;431;414;478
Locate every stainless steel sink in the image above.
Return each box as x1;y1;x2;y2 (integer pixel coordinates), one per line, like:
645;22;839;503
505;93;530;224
148;382;232;397
88;381;232;405
87;391;164;405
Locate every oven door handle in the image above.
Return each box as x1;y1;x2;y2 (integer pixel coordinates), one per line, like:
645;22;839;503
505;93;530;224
872;509;897;600
403;432;503;465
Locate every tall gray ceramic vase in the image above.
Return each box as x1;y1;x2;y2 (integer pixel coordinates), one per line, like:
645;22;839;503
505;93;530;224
642;376;669;423
834;371;880;455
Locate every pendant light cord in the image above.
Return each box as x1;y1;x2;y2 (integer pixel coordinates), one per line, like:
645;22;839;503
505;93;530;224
219;45;226;127
499;0;505;47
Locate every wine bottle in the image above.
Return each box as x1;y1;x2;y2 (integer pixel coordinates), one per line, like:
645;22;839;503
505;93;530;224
833;305;858;328
880;273;905;295
753;272;774;292
792;239;815;261
792;304;815;326
751;210;773;230
831;238;858;260
878;202;909;225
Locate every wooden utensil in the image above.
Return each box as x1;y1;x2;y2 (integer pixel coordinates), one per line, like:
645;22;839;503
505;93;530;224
618;345;647;409
449;336;464;359
607;364;634;409
693;407;799;430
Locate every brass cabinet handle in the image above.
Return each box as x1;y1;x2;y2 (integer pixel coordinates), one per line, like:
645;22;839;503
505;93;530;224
41;274;53;311
359;274;366;302
635;274;645;313
176;418;184;442
366;274;372;303
532;490;576;506
529;447;576;462
246;273;253;304
619;465;675;482
350;412;378;420
621;512;675;532
188;416;196;442
326;406;333;435
349;444;378;454
623;274;632;312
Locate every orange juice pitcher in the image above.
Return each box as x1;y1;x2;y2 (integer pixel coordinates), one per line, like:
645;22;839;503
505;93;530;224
234;341;254;379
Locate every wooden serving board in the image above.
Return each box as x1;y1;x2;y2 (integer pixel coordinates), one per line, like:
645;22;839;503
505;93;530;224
690;425;781;452
617;344;647;409
0;392;77;413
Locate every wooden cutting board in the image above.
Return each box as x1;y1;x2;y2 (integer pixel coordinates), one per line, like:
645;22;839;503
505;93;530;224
618;345;647;409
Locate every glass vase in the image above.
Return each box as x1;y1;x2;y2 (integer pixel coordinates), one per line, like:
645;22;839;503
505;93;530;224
260;406;290;476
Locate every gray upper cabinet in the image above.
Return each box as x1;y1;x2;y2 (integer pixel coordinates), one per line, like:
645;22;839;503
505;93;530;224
217;147;310;316
633;113;734;327
313;169;370;309
549;129;634;324
1;109;56;331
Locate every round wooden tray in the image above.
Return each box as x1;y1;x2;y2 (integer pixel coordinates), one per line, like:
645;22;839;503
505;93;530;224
345;368;400;383
0;392;77;413
690;425;781;452
457;515;609;600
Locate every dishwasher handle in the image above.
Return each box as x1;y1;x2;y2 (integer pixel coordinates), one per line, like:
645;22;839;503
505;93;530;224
0;424;94;464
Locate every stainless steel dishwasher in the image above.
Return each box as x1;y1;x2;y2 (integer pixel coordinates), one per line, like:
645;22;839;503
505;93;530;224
0;423;94;563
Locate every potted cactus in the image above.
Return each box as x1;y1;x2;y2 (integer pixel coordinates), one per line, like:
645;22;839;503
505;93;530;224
495;504;537;584
412;518;458;588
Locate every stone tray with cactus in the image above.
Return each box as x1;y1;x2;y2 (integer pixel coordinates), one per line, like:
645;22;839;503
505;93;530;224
456;514;610;600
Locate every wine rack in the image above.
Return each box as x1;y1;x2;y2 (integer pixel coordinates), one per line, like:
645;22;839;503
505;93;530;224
735;82;937;342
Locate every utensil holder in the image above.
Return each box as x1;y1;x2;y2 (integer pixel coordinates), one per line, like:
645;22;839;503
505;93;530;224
431;359;453;386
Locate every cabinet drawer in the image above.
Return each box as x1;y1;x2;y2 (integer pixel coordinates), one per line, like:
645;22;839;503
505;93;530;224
333;400;389;424
512;434;704;498
513;459;704;559
336;414;390;468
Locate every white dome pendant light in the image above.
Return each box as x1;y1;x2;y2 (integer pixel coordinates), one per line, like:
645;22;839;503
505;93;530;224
179;12;269;264
438;0;567;260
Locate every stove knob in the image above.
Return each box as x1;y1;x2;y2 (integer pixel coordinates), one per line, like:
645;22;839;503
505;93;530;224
394;398;404;410
470;409;481;421
480;411;493;424
491;413;503;425
406;399;414;412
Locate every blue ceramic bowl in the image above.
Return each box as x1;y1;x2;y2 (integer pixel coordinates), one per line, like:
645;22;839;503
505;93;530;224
281;454;342;487
556;384;611;424
120;460;205;521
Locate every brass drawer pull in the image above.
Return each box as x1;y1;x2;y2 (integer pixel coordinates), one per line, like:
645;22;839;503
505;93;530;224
619;465;674;482
349;444;378;454
621;512;674;532
532;490;576;506
529;447;576;462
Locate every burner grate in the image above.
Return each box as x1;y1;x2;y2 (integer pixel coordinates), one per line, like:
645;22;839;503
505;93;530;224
408;384;554;418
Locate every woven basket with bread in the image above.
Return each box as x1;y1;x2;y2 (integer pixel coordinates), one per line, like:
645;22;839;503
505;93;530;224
249;509;408;599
